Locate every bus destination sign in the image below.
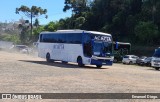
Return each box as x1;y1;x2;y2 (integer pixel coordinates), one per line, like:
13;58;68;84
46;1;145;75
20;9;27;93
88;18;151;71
94;36;111;42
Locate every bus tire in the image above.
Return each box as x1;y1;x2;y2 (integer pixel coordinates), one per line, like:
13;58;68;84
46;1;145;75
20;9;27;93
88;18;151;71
77;56;84;67
46;53;52;63
96;65;102;68
129;61;133;65
155;67;159;70
148;63;151;67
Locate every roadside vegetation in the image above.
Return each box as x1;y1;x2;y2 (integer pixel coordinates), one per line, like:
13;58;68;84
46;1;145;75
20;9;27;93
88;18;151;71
0;0;160;55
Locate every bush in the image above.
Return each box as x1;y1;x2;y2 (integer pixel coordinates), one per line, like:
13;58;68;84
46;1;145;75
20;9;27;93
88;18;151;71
0;34;20;44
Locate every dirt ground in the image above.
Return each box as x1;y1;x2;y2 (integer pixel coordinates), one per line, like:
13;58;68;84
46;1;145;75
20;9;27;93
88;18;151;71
0;51;160;102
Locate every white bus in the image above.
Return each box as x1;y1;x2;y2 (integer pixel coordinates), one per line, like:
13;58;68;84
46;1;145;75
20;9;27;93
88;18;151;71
38;30;114;68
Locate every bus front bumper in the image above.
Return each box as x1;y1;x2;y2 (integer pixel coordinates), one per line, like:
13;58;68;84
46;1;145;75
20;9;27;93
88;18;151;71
91;56;114;66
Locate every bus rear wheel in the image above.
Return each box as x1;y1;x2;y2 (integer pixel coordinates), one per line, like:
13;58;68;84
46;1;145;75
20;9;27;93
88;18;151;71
77;57;84;67
129;61;133;65
46;53;52;63
148;63;151;67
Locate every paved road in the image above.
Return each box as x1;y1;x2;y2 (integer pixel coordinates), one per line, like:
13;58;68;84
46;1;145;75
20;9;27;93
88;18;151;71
0;51;160;102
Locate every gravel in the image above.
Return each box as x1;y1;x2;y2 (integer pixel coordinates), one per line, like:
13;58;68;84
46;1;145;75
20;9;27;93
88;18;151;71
0;51;160;102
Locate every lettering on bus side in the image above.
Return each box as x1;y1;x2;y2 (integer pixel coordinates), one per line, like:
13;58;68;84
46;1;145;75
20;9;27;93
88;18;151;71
94;36;111;42
53;44;64;49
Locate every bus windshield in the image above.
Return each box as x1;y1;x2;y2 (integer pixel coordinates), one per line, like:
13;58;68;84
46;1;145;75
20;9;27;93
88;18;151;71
83;33;112;57
93;41;112;56
153;48;160;57
103;42;112;54
93;42;102;56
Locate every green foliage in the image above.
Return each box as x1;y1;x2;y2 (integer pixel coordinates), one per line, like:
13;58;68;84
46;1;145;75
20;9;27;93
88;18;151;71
34;18;40;27
16;5;47;18
63;0;89;16
60;0;160;45
16;5;48;43
16;20;31;44
32;26;44;41
1;34;20;44
32;21;60;41
135;21;159;44
33;26;44;36
58;18;71;29
20;27;30;44
44;22;59;31
75;17;85;28
24;0;160;46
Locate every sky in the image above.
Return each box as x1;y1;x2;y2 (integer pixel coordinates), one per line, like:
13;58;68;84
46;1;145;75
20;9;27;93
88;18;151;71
0;0;72;25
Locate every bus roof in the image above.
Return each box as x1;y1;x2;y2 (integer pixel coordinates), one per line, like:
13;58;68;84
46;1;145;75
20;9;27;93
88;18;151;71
87;31;111;36
40;30;111;36
113;42;131;45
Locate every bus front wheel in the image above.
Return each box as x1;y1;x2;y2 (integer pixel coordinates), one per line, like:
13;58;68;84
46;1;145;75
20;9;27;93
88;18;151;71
155;67;159;70
77;57;84;67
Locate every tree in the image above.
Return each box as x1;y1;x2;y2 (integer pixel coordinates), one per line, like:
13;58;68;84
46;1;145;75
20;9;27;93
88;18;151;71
74;17;85;28
33;26;44;41
63;0;90;17
15;5;48;40
135;21;159;44
58;18;71;29
18;20;30;44
60;0;160;45
44;21;59;32
34;18;40;28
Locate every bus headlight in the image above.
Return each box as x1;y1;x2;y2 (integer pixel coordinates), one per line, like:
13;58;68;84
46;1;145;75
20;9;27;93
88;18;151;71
91;56;97;60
